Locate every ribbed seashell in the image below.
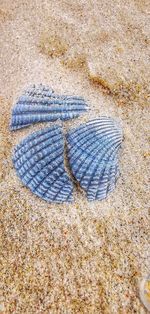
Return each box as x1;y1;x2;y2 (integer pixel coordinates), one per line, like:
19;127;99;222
10;84;88;130
66;117;123;201
13;125;73;203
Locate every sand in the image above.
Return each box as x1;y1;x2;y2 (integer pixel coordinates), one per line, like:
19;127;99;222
0;0;150;313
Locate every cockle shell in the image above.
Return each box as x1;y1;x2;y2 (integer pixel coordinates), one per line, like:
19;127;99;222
13;125;73;203
66;117;123;201
10;84;88;130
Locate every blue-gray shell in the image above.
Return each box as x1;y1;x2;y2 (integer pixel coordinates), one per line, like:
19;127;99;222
10;84;88;130
13;125;73;203
66;117;123;201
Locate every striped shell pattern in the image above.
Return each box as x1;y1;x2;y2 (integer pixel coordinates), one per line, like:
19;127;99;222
13;125;73;203
10;85;123;203
67;117;123;201
10;84;88;130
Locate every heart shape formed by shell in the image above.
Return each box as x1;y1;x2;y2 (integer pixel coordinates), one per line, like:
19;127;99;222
66;117;123;201
10;84;88;130
13;125;73;203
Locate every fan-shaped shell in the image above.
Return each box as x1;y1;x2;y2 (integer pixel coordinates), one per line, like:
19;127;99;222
66;117;123;201
13;125;73;203
10;84;88;130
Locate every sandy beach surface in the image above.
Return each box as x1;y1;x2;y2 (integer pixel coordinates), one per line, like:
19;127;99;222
0;0;150;313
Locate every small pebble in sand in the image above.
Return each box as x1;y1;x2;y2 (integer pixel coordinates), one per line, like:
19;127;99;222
140;274;150;311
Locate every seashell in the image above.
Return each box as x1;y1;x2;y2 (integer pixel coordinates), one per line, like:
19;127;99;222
10;84;88;130
13;125;73;203
66;117;123;201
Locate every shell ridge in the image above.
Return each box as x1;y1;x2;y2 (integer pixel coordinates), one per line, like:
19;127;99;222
11;110;87;129
16;136;60;166
107;160;120;194
67;125;118;163
13;125;73;203
16;125;59;146
68;132;109;177
26;151;63;181
68;128;121;155
94;153;118;200
62;187;73;202
12;104;87;114
67;117;122;201
15;132;62;165
30;165;64;194
10;84;88;130
49;175;71;201
88;165;109;200
36;166;66;196
42;174;73;201
14;134;62;166
14;127;61;161
26;152;63;187
88;153;116;200
17;147;63;180
83;140;120;191
11;123;31;131
67;122;121;148
71;135;120;183
16;98;86;107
